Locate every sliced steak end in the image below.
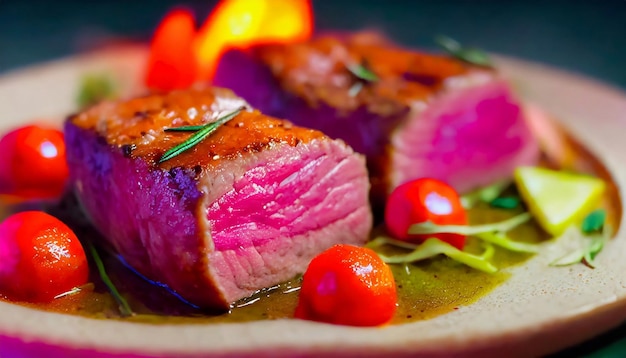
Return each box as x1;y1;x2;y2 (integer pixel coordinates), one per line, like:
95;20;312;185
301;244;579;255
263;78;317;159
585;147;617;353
65;87;372;310
214;32;540;205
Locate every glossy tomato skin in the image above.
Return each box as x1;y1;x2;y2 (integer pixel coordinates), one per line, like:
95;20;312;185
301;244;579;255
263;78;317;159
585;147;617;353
0;211;89;302
0;125;69;199
385;178;468;250
295;244;397;326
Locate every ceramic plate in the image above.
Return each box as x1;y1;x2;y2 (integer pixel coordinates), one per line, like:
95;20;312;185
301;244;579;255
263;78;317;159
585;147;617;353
0;47;625;358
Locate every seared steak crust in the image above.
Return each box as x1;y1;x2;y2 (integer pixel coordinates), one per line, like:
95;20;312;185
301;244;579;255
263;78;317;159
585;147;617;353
214;33;539;207
66;87;372;309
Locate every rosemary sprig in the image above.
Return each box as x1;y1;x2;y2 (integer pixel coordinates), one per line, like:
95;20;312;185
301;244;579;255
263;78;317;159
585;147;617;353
88;243;133;317
164;125;206;132
159;107;243;163
434;35;492;67
346;62;379;97
348;82;364;97
347;63;379;82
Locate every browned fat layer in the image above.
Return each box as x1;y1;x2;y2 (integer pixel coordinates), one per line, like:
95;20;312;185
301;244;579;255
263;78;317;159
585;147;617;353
70;87;325;169
253;32;482;115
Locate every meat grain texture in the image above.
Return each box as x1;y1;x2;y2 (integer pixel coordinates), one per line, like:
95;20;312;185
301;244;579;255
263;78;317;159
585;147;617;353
64;87;372;310
213;32;540;206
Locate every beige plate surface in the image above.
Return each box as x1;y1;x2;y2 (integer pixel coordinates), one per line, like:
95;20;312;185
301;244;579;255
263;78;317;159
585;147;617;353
0;48;626;358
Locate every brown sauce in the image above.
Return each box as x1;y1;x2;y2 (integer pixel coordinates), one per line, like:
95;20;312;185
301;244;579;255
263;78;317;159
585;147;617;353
2;203;537;325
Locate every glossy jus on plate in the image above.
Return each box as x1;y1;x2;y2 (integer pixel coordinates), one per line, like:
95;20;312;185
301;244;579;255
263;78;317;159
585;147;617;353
1;1;624;356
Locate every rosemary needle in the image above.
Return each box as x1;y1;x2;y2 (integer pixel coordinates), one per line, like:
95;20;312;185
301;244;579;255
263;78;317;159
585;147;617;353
434;35;492;67
346;62;378;97
159;107;243;163
347;63;379;82
164;125;206;132
348;82;364;97
88;243;133;317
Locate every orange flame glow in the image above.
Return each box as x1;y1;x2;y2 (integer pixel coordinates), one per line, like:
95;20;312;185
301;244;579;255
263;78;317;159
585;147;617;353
145;8;198;90
194;0;313;81
145;0;313;90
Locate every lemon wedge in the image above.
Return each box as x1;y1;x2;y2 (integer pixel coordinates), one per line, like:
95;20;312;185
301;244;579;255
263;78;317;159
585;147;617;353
514;167;606;236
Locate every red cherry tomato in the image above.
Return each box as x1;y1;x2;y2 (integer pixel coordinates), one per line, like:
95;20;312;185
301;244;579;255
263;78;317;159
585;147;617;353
385;178;467;250
295;244;397;326
0;211;89;302
145;8;198;90
0;125;69;199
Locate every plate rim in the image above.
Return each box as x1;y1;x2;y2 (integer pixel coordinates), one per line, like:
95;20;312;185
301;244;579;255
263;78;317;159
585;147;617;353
1;47;626;357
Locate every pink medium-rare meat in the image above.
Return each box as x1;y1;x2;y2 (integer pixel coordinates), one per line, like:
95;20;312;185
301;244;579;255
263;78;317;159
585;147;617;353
64;87;372;310
213;33;540;206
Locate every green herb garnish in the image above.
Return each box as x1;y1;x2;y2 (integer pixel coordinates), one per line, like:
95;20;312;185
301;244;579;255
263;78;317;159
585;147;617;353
408;212;531;236
581;209;606;233
583;234;607;268
346;62;379;97
77;73;117;108
551;211;611;268
159;107;243;163
490;197;520;210
164;125;206;132
368;212;535;273
347;63;379;82
348;82;364;97
550;249;585;267
88;243;133;317
53;286;83;299
460;180;510;209
369;237;497;273
407;212;536;254
475;232;539;254
434;35;492;67
550;225;611;268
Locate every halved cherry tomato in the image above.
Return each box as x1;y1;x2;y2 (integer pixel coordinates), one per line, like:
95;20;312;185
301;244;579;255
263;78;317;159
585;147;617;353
145;8;197;90
0;211;89;302
295;244;397;326
385;178;467;250
0;125;69;199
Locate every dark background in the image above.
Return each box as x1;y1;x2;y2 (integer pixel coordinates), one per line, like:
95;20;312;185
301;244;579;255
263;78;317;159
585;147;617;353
0;0;625;90
1;0;626;356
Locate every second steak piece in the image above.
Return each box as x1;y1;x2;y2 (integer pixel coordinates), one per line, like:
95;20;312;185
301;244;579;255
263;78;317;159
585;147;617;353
214;33;540;206
65;87;371;310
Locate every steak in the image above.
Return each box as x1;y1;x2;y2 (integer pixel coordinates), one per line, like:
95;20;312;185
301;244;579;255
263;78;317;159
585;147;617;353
213;32;540;206
64;87;372;310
